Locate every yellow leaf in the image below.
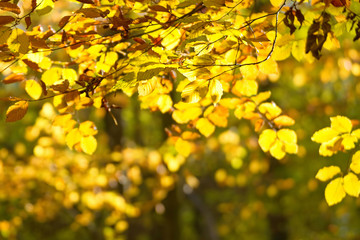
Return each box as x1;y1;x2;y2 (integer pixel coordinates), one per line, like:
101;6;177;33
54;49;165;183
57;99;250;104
258;129;276;152
223;49;238;64
350;151;360;174
196;118;215;137
6;101;28;122
251;91;271;105
315;166;341;182
292;40;306;61
36;0;54;15
157;95;173;113
138;79;155;96
62;68;77;86
240;56;258;79
344;173;360;197
270;0;284;7
161;27;181;50
209;79;223;104
270;140;286;160
258;102;282;120
181;79;208;103
79;121;98;136
259;58;278;75
42;68;61;86
172;104;202;124
277;129;298;154
331;116;352;133
232;79;258;97
352;129;360;139
175;138;192;157
325;177;346;206
311;127;338;143
80;135;97;155
25;80;42;100
273;115;295;127
277;129;297;143
342;134;357;150
66;128;82;150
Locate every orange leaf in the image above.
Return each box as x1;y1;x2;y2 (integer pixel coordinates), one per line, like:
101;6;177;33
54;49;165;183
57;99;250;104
3;73;25;84
0;16;15;27
0;2;21;14
6;101;28;122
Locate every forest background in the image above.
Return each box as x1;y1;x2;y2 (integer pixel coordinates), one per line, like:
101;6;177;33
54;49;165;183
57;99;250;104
1;0;360;239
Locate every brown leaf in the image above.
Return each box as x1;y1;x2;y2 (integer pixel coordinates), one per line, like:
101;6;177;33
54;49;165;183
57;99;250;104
29;36;49;49
31;0;36;10
76;8;102;18
52;80;69;92
3;73;25;84
6;101;28;122
76;0;94;4
149;5;169;12
22;59;41;71
59;15;71;28
39;79;48;96
0;16;15;27
0;2;21;14
25;16;31;29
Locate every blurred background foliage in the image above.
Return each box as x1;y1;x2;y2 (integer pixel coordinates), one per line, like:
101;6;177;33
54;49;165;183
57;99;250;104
2;0;360;240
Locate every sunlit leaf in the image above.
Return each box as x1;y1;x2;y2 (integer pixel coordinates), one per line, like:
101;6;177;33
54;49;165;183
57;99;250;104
270;140;286;160
79;121;98;136
25;80;42;100
66;128;82;149
209;79;223;104
36;0;54;15
315;166;341;182
157;95;173;113
331;116;352;133
343;173;360;197
273;115;295;127
258;102;282;120
350;151;360;174
232;79;258;97
80;135;97;155
311;127;338;143
325;177;345;206
258;129;276;152
196;118;215;137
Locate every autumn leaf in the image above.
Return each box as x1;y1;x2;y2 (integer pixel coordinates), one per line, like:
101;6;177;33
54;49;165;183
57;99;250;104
315;166;341;182
258;129;277;152
343;173;360;197
0;2;21;14
274;115;295;127
79;121;98;136
325;177;346;206
66;128;82;149
3;73;25;84
0;16;15;27
196;118;215;137
6;101;29;122
80;135;97;155
330;116;352;133
350;151;360;174
25;80;42;100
